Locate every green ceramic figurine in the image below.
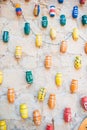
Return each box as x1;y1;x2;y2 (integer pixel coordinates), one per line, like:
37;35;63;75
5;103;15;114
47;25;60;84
42;16;48;28
24;22;30;35
82;15;87;25
26;71;33;84
3;31;9;43
60;14;66;26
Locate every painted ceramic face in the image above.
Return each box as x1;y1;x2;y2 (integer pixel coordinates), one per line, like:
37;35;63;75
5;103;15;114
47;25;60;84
81;96;87;111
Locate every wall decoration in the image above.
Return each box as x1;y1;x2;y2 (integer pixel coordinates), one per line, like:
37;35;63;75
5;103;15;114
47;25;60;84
72;28;79;41
49;5;55;17
38;88;46;102
41;16;48;28
82;15;87;25
84;43;87;54
45;56;52;69
63;108;72;123
60;15;66;26
46;123;54;130
2;31;9;43
20;104;28;119
15;3;22;16
48;94;56;109
24;22;30;35
60;41;67;53
80;0;86;4
7;88;15;103
33;110;42;126
26;71;33;84
72;6;78;19
50;28;56;40
55;73;62;87
81;96;87;111
74;56;82;70
36;34;42;48
15;46;22;60
0;71;3;85
33;4;40;17
0;120;7;130
70;79;78;93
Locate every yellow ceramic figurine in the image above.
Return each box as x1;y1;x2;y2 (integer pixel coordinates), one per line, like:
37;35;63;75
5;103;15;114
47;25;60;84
15;46;22;59
0;71;3;85
55;73;62;87
74;56;82;70
20;104;28;119
38;88;46;102
0;120;7;130
50;28;56;40
36;34;42;48
72;28;79;41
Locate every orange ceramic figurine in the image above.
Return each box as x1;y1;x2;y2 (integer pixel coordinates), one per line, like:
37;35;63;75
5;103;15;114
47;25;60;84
70;79;78;93
7;88;15;103
84;43;87;54
33;110;42;126
48;94;56;109
60;41;67;53
45;56;52;69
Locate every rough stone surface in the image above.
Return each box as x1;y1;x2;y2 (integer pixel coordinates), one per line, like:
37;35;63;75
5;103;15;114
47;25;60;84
0;0;87;130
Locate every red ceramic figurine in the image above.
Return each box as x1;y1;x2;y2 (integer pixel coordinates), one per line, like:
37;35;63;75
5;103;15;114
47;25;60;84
64;108;72;123
81;96;87;111
80;0;86;4
46;124;54;130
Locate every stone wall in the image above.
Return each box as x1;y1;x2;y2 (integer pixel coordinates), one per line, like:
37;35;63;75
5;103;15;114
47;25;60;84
0;0;87;130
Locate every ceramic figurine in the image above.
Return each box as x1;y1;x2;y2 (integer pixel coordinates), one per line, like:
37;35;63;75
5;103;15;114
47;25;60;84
50;28;56;40
60;14;66;26
55;73;62;87
45;56;52;69
58;0;64;3
38;88;46;102
15;46;22;60
26;71;33;84
72;6;78;18
74;56;82;70
46;124;54;130
24;22;30;35
33;4;40;17
3;31;9;43
60;41;67;53
48;94;56;109
70;79;78;93
64;108;72;123
81;96;87;111
20;104;28;119
33;110;42;126
82;15;87;25
84;43;87;54
0;120;7;130
49;5;55;17
80;0;86;4
72;28;79;41
42;16;48;28
7;88;15;103
15;4;22;16
0;71;3;85
36;34;42;47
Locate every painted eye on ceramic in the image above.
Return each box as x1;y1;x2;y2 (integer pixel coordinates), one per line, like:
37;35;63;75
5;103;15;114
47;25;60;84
0;71;3;85
70;79;78;93
20;104;28;119
45;56;52;69
15;4;22;16
3;31;9;43
38;88;46;102
48;94;56;109
15;46;22;60
55;73;62;87
74;56;82;70
33;4;40;17
7;88;15;103
49;5;55;17
58;0;64;3
82;15;87;25
50;28;56;40
24;22;30;35
60;41;67;53
46;123;54;130
0;120;7;130
26;71;33;84
72;28;79;41
72;6;78;19
64;108;72;123
33;110;42;126
60;15;66;26
41;16;48;28
81;96;87;111
36;34;42;48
